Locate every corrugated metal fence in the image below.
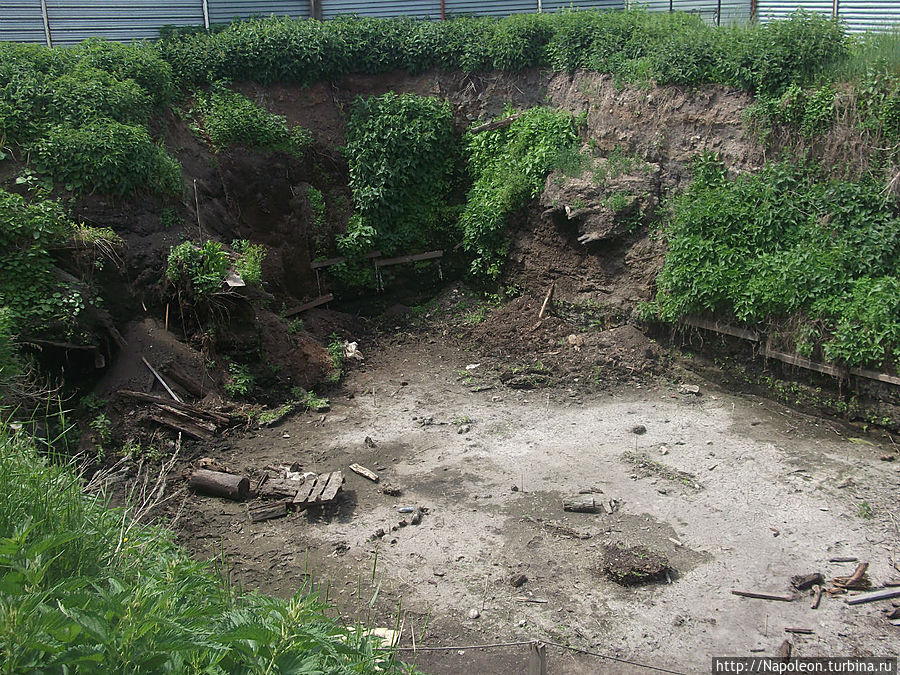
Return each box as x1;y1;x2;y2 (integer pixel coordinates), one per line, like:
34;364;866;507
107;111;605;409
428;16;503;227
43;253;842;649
0;0;897;46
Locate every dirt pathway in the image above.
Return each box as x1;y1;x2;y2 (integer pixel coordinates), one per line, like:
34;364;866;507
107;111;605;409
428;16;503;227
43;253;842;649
177;331;900;674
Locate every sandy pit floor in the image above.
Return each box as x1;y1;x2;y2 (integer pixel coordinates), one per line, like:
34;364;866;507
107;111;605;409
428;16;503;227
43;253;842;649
175;324;900;674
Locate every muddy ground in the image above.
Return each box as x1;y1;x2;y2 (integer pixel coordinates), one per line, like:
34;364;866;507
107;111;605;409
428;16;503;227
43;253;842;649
167;297;900;674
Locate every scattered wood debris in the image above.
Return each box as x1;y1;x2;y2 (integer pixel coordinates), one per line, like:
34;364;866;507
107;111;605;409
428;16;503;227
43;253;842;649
563;494;598;513
731;590;794;602
791;572;824;591
293;471;344;509
811;584;824;609
832;562;870;591
784;627;814;635
349;463;379;482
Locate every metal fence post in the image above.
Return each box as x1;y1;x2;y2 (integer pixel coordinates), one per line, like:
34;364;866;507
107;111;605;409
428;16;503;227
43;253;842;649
716;0;721;25
40;0;52;47
832;0;839;20
201;0;210;30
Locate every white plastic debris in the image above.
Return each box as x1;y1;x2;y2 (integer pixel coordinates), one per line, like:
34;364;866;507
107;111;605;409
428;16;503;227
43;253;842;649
343;341;364;361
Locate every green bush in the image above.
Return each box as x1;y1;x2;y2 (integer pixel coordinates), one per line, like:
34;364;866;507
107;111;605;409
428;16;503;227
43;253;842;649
45;66;151;128
342;92;457;258
654;155;900;368
190;85;311;154
165;240;231;298
461;107;578;279
232;239;267;285
32;120;182;197
0;420;407;673
0;190;83;338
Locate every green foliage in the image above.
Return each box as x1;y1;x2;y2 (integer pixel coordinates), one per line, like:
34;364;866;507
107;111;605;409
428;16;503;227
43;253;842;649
326;334;344;384
343;92;457;257
32;120;182;197
231;239;266;285
190;85;311;154
0;420;407;673
461;107;578;279
166;240;231;298
0;190;84;339
224;362;254;398
0;309;20;392
152;11;846;97
292;387;330;412
655;155;900;369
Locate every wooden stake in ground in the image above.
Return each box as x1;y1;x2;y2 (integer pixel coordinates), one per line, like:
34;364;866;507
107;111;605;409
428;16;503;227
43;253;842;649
528;641;547;675
538;282;555;320
189;469;250;501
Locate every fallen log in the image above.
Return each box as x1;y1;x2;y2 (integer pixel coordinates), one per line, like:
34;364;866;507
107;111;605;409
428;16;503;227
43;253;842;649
469;112;523;135
162;364;204;398
155;404;217;432
189;469;250;501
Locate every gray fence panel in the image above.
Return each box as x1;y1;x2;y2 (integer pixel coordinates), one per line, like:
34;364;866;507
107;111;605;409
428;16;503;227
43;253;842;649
322;0;442;19
633;0;751;25
756;0;832;23
44;0;204;45
445;0;538;17
1;0;47;43
839;0;900;32
542;1;624;12
208;0;310;23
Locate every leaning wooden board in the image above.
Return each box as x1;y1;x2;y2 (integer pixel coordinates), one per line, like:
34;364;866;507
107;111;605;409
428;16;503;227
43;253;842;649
293;471;344;508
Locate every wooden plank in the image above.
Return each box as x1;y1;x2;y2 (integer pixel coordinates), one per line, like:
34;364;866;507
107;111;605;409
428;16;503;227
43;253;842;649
155;404;217;432
118;390;229;424
845;588;900;605
374;250;443;267
147;412;211;440
307;474;331;502
249;501;287;522
310;257;345;269
731;589;794;602
315;471;344;503
258;478;302;500
681;315;760;342
784;627;814;634
763;348;848;379
849;366;900;386
284;294;334;318
349;463;379;482
469;112;523;135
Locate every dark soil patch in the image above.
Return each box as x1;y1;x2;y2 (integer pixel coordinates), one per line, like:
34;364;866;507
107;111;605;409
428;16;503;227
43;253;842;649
600;543;672;586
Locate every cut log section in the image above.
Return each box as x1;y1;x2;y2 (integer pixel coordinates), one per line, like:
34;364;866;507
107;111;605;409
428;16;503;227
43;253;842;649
258;478;303;500
293;471;344;508
189;469;250;501
563;494;598;513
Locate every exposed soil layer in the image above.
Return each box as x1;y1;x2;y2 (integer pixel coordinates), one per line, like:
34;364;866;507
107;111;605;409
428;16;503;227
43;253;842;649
163;301;900;675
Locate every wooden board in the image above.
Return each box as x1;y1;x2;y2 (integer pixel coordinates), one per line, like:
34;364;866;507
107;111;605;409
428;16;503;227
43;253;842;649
374;250;443;267
284;294;334;318
845;587;900;605
681;315;761;342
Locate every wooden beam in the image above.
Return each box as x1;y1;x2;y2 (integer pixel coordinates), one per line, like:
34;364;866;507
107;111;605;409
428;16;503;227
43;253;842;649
763;348;849;379
845;587;900;605
310;257;346;270
681;315;760;342
469;113;523;135
284;294;334;318
374;250;443;267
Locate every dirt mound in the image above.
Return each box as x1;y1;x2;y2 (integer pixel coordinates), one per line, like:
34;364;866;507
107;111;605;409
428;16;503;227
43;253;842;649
467;295;664;385
94;318;217;400
600;543;672;586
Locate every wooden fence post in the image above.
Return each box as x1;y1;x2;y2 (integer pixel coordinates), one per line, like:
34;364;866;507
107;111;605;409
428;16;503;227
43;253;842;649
528;641;547;675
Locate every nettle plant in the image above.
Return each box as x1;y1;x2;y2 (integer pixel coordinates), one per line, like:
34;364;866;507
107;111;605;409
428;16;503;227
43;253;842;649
653;154;900;369
189;84;312;154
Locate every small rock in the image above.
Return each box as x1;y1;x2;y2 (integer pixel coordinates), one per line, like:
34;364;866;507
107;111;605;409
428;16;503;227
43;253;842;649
374;528;385;538
381;484;402;496
433;569;445;577
458;424;471;434
678;384;700;395
364;436;377;448
631;425;647;435
282;432;290;439
510;573;528;588
880;454;896;462
468;608;481;620
398;520;408;528
411;508;423;525
511;485;519;492
659;445;669;455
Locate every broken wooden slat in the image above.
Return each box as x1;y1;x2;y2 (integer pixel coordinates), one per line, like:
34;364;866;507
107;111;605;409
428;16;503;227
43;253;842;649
833;562;870;590
563;494;597;513
763;348;848;379
829;556;859;563
374;250;443;267
155;404;217;432
349;463;379;482
293;477;318;505
315;471;344;503
811;584;823;609
538;282;555;320
284;293;334;318
731;590;794;602
189;469;250;501
249;501;288;522
514;597;548;604
845;588;900;605
142;357;183;403
147;412;211;440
